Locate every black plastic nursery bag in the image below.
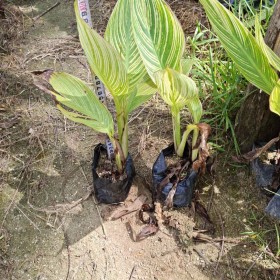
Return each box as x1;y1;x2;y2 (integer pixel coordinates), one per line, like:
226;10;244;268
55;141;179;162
92;144;135;204
152;145;198;207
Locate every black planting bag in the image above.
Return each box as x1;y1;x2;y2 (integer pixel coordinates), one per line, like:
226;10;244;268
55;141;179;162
92;144;135;204
152;145;198;207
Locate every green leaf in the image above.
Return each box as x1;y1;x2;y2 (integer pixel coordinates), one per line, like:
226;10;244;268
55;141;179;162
74;0;128;96
181;58;195;75
185;96;203;124
255;17;280;72
200;0;278;94
132;0;185;81
126;80;157;113
269;81;280;116
154;68;202;123
105;0;148;90
49;72;115;136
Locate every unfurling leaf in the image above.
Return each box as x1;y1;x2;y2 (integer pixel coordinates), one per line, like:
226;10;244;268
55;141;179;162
154;68;202;123
49;72;115;136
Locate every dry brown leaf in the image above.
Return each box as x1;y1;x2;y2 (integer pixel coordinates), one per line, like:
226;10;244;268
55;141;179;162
109;195;147;220
136;224;159;241
233;136;280;163
192;123;211;173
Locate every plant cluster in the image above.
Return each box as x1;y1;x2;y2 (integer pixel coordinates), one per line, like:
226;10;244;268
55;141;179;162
37;0;279;177
200;0;280;117
186;0;278;153
36;0;205;174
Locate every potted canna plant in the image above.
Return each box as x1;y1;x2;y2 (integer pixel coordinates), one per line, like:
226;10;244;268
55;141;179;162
200;0;280;217
131;0;211;207
199;0;280;116
34;0;156;204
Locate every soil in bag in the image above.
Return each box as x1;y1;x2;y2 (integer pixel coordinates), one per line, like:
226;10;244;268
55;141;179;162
92;144;135;204
152;144;198;207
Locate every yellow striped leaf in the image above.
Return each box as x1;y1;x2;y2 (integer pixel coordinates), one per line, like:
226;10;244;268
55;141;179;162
200;0;278;95
49;72;115;136
269;80;280;116
255;17;280;72
74;0;128;96
132;0;185;81
126;80;157;113
154;68;202;123
105;0;148;90
181;58;195;75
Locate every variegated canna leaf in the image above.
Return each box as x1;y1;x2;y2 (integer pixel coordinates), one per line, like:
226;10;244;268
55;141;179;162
49;72;115;136
132;0;185;81
154;68;202;123
126;80;157;113
255;17;280;72
105;0;148;90
200;0;278;95
269;80;280;116
74;0;128;96
180;58;195;76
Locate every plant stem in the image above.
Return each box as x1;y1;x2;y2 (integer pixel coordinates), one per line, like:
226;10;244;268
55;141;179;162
110;137;125;174
121;121;128;158
116;109;128;159
171;108;181;152
177;124;197;157
191;126;199;162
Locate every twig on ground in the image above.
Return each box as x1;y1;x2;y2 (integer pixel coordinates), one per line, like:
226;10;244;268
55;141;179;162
15;204;41;232
129;265;136;280
28;190;92;215
245;245;269;276
33;2;60;21
0;148;24;164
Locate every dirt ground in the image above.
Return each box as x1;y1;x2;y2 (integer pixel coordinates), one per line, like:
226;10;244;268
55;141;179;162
0;0;279;279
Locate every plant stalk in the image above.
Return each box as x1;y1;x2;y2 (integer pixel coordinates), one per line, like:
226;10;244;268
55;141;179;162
177;124;197;157
191;126;199;162
110;137;125;174
116;99;129;159
171;108;181;152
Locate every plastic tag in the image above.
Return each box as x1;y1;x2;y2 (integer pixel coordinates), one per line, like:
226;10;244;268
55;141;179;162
77;0;93;28
106;139;115;159
77;0;114;159
94;75;107;105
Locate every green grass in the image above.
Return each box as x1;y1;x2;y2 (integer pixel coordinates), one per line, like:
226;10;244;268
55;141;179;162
225;0;276;32
186;23;247;153
186;0;276;154
241;210;280;261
